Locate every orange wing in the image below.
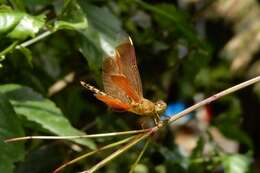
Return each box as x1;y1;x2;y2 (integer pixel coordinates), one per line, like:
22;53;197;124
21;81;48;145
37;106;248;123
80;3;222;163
102;57;131;104
102;37;143;104
95;94;131;110
116;38;143;98
110;74;140;102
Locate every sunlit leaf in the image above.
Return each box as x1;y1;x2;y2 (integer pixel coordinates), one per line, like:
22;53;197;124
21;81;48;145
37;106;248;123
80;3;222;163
0;84;96;149
0;7;45;40
222;154;250;173
0;6;22;35
0;93;25;173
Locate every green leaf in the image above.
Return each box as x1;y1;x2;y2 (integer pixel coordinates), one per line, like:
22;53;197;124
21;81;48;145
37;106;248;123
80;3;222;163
0;7;46;40
0;6;22;35
7;14;45;40
79;2;122;39
54;0;87;31
77;1;124;71
0;84;96;149
78;29;103;71
0;93;25;173
222;154;251;173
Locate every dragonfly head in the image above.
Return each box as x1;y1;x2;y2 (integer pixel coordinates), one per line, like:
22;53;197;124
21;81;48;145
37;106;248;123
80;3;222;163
155;100;167;115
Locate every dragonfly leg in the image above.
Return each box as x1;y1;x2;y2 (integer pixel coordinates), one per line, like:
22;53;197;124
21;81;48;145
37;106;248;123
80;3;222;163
153;118;158;126
153;112;161;126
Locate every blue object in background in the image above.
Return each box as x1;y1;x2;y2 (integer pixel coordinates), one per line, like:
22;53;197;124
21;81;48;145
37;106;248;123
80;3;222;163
161;102;192;125
164;102;185;117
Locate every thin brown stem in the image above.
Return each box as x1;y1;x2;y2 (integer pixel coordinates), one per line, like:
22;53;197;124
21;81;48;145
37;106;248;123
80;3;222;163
81;129;155;173
53;136;135;173
129;138;150;173
5;129;151;143
166;76;260;124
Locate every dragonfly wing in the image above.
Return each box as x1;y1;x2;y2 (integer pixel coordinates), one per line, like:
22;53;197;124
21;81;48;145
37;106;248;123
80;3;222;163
102;57;130;104
116;38;143;98
95;94;131;110
110;74;140;102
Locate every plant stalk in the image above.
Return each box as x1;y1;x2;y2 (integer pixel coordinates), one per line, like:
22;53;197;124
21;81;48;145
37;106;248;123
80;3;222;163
53;136;135;173
81;129;155;173
129;138;150;173
5;129;150;143
166;75;260;124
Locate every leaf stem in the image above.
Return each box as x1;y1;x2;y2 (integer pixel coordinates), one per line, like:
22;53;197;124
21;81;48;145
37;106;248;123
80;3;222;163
0;30;54;58
16;30;53;49
0;41;19;58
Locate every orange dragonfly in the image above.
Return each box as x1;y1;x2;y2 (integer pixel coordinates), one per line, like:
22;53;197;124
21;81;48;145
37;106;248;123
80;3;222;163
80;37;167;124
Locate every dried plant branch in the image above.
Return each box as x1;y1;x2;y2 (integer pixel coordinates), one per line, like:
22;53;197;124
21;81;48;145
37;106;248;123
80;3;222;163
5;129;150;143
81;130;155;173
53;136;136;173
129;138;150;173
165;75;260;124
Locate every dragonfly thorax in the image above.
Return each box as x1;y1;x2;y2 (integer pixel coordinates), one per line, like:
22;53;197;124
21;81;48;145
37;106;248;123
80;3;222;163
130;98;167;117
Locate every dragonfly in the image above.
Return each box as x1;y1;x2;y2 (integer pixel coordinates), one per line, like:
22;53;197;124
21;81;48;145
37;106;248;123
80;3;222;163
80;37;167;124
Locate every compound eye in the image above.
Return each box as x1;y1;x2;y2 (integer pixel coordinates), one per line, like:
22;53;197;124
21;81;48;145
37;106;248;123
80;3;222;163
155;100;167;112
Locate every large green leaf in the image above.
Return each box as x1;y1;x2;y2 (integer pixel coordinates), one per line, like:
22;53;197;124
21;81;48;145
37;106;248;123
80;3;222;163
0;84;96;149
79;2;122;39
77;1;124;71
0;93;25;173
78;29;103;72
0;6;45;40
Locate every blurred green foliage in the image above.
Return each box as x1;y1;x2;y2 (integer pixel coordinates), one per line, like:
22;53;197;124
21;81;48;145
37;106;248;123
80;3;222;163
0;0;259;173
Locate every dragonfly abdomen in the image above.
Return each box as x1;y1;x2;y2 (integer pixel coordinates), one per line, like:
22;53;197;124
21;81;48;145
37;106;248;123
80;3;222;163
80;81;107;96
